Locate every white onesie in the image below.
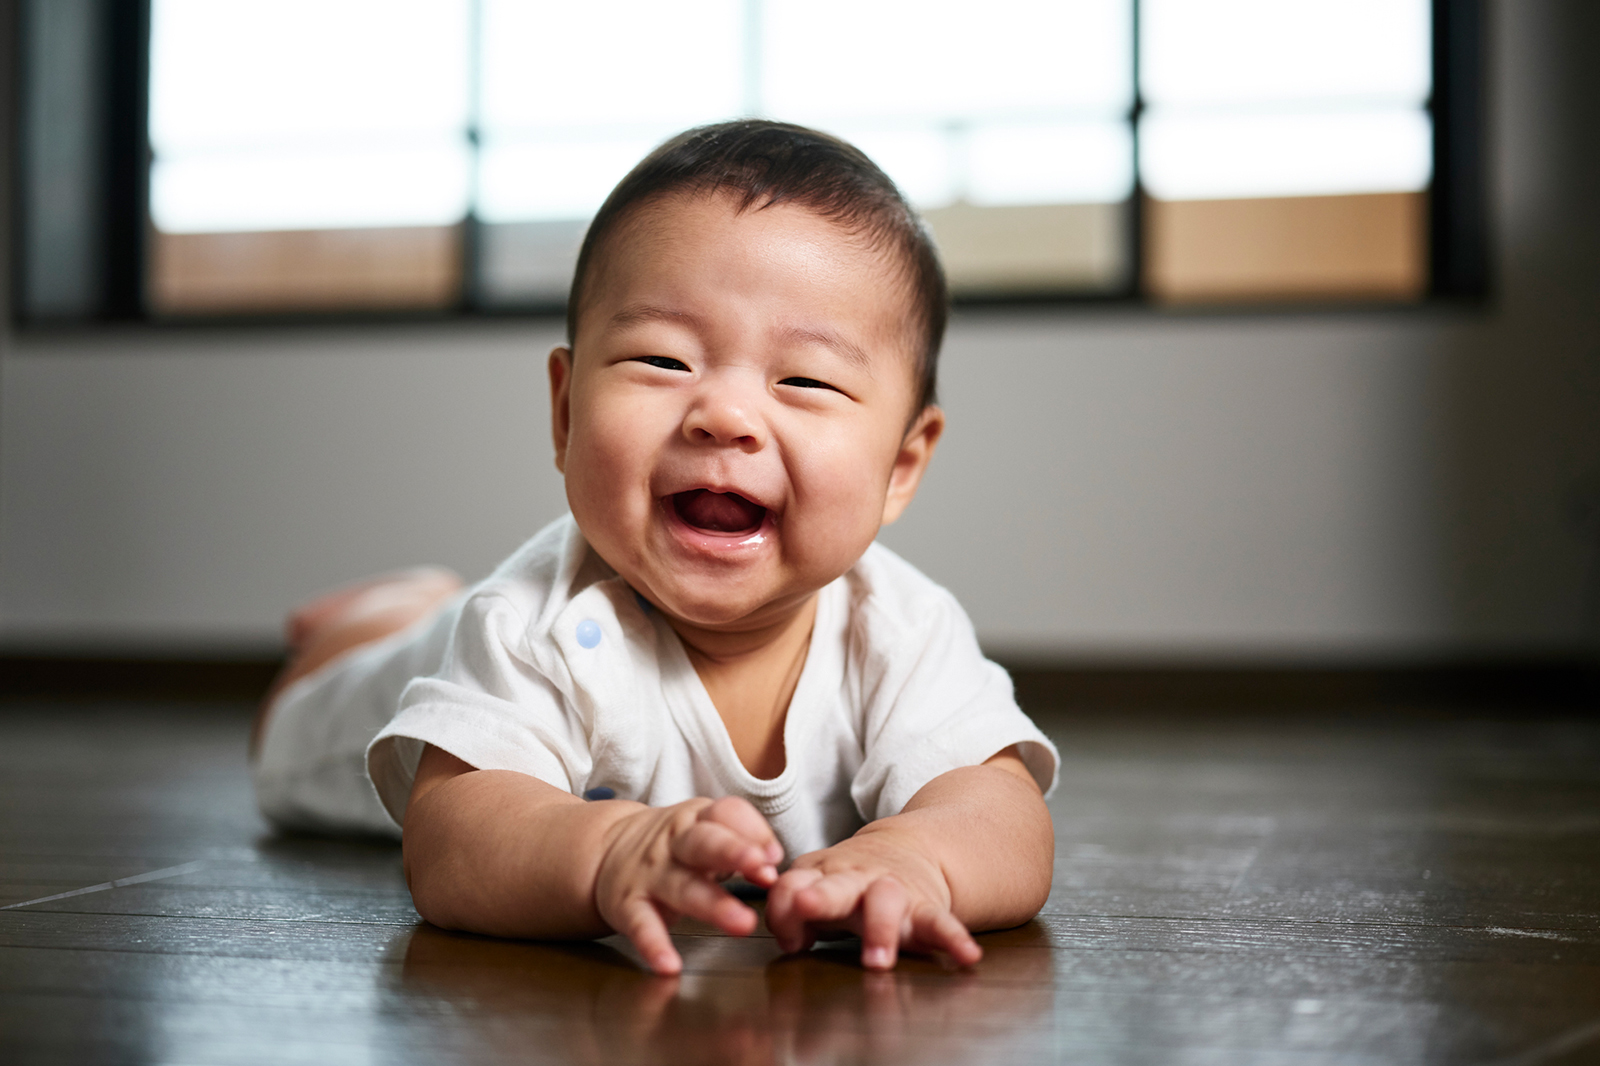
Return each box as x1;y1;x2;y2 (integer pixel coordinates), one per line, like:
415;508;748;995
253;515;1058;860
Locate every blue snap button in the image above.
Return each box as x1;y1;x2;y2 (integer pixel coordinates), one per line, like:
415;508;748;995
583;786;616;801
576;619;602;648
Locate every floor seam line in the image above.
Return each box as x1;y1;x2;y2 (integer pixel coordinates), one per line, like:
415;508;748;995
0;862;206;911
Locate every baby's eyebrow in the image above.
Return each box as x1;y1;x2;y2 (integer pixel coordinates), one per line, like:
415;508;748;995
609;304;701;331
778;325;872;372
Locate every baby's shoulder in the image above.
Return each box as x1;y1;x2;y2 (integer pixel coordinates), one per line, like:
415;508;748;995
842;542;972;653
461;514;595;630
836;544;1005;724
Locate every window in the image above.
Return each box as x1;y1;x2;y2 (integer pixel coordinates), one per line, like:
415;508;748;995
147;0;473;312
13;0;1485;322
1141;0;1434;302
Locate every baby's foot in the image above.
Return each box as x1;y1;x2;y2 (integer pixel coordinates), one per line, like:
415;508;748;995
254;567;464;759
285;567;463;649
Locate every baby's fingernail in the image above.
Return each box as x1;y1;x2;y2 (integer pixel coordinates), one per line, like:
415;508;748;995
863;947;892;969
766;843;783;862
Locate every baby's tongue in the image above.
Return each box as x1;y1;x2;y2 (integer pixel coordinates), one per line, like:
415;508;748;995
674;490;765;533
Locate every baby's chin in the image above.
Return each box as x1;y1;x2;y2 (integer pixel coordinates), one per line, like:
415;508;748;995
645;578;816;633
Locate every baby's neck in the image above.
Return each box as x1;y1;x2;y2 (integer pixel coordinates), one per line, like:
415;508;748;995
669;595;818;781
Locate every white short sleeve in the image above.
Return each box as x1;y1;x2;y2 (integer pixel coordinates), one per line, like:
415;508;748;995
366;590;591;826
848;549;1059;822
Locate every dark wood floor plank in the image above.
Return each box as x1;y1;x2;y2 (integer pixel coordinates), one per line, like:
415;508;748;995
2;701;1598;1065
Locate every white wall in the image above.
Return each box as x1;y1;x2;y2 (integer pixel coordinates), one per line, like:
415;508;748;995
2;0;1597;661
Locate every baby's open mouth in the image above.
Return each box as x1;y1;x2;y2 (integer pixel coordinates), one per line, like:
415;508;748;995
671;490;767;535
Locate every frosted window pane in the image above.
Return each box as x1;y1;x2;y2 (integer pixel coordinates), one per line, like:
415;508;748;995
764;0;1131;125
478;137;663;222
151;0;469;145
967;121;1133;206
1142;0;1430;109
149;0;471;231
151;143;473;232
1140;108;1432;200
834;129;957;210
481;0;743;131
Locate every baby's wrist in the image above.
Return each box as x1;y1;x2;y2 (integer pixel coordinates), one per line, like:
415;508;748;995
591;798;656;860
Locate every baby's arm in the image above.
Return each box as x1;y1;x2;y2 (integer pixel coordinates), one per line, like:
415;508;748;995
402;745;784;974
765;746;1052;970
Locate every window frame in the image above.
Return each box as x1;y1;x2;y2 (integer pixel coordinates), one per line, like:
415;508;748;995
9;0;1487;328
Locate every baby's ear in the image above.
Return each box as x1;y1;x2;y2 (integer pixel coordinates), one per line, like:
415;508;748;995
549;347;575;473
881;405;944;526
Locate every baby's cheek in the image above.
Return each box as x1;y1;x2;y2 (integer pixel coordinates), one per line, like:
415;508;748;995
789;469;884;569
563;448;611;518
569;412;646;491
802;432;896;512
564;433;644;542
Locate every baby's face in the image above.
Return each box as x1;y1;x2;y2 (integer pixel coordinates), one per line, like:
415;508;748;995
550;191;941;634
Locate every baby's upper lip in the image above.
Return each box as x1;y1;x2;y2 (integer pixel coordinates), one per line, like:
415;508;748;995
661;482;775;512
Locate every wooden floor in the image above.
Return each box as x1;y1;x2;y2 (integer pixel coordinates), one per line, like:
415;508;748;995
1;702;1598;1065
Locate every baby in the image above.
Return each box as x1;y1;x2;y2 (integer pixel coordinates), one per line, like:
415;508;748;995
253;120;1058;975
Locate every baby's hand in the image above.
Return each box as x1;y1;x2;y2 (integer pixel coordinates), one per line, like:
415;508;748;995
593;795;782;975
765;831;982;971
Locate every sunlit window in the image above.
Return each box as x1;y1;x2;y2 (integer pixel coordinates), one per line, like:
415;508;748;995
145;0;1146;312
18;0;1451;319
1139;0;1434;301
149;1;473;232
473;0;746;303
760;0;1135;296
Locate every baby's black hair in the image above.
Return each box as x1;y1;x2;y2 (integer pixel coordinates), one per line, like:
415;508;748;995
566;119;947;411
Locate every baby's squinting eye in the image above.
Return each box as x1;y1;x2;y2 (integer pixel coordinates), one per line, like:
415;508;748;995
634;355;690;372
779;376;839;392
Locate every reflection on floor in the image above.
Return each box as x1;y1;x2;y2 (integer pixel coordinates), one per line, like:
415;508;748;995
1;702;1597;1064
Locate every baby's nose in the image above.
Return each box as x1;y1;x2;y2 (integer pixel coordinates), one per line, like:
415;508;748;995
683;380;767;449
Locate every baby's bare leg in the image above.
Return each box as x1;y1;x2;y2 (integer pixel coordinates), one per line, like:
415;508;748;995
251;567;464;757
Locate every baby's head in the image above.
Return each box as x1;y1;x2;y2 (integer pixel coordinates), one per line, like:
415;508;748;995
549;120;948;636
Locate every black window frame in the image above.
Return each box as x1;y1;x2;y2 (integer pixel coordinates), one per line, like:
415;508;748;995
10;0;1487;327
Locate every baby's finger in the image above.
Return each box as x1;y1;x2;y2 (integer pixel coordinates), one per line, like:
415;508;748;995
766;867;825;953
698;796;784;866
909;905;983;968
656;867;759;937
859;877;909;971
790;869;873;924
613;897;683;975
671;820;779;885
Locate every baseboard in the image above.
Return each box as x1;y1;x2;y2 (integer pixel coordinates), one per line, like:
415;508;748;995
0;654;285;702
0;652;1594;709
1001;658;1600;711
